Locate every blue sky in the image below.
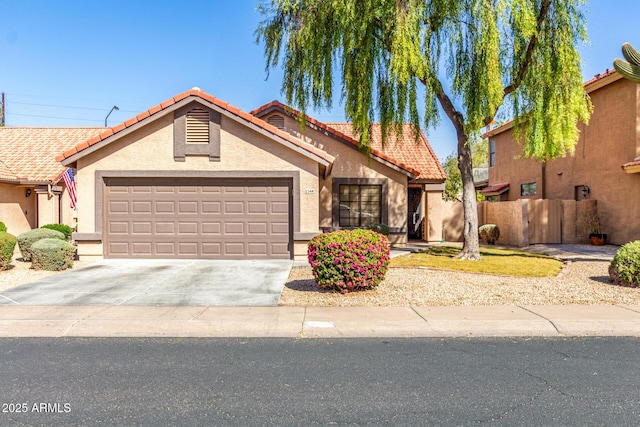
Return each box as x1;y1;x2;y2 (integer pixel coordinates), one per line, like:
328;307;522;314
1;1;639;161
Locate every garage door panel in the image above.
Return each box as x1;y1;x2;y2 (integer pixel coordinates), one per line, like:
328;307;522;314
178;222;198;234
248;222;268;235
202;222;221;234
132;201;152;213
132;222;152;234
105;178;291;259
224;222;244;234
271;201;289;214
156;201;175;213
109;201;129;214
132;242;153;255
202;201;221;214
155;222;175;234
109;222;129;234
224;201;244;214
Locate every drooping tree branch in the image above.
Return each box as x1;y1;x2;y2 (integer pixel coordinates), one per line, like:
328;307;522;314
503;0;552;97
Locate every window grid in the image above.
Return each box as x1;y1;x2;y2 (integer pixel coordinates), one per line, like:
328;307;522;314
338;184;381;227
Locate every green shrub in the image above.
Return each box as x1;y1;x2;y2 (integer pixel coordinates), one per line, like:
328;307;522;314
308;229;390;293
609;241;640;288
0;231;17;270
17;228;65;261
30;238;76;271
367;223;390;236
479;224;500;245
0;221;7;233
41;223;73;239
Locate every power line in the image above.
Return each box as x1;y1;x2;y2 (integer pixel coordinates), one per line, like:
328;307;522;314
9;100;139;113
8;112;104;123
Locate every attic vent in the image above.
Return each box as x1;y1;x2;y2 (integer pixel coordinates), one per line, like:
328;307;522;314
267;114;285;130
186;108;210;144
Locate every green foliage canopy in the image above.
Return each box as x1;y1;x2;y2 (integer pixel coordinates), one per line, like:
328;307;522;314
257;0;591;159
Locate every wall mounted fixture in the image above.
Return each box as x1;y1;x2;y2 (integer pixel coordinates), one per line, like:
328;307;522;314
582;185;590;199
25;188;31;198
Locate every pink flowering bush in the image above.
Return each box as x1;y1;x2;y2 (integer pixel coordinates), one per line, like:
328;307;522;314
308;229;390;293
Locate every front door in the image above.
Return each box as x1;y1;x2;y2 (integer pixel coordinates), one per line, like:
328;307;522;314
407;187;423;240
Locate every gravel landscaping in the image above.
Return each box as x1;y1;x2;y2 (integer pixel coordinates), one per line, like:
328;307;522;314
281;245;640;306
2;245;638;306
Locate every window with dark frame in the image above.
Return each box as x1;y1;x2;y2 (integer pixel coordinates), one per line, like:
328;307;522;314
338;184;382;227
520;182;537;196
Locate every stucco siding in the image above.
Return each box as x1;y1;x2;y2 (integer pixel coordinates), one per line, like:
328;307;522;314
0;183;36;235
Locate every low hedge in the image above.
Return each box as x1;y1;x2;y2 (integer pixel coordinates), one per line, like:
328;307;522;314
0;221;7;233
308;229;390;293
41;223;73;239
30;238;76;271
609;240;640;288
0;231;17;270
17;228;66;261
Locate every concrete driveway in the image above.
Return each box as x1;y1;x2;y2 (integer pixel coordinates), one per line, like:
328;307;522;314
0;259;293;306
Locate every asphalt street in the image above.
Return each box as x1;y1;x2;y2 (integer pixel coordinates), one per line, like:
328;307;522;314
1;337;639;426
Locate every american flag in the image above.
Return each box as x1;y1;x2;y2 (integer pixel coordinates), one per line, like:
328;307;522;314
61;168;77;210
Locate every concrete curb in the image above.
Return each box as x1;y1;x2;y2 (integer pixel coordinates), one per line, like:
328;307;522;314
1;305;639;338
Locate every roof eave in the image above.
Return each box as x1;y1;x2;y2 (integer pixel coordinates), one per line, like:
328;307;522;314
61;95;334;168
253;102;418;178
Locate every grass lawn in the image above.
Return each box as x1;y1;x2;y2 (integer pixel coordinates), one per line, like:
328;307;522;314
390;246;563;277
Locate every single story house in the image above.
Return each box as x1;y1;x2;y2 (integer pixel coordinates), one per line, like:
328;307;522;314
482;69;640;245
0;127;103;235
2;88;446;260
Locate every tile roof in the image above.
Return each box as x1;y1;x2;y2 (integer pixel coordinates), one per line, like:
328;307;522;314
251;101;445;180
0;159;17;181
0;127;104;182
623;156;640;169
327;122;446;181
57;89;335;166
480;183;510;196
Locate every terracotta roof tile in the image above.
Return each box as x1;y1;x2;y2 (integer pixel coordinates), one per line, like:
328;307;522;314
0;159;17;181
327;122;446;181
56;89;335;165
0;127;104;182
251;101;433;177
480;183;510;195
623;157;640;168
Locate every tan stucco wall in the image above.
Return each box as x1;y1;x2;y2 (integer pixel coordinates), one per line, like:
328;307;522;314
75;111;322;259
36;190;60;228
59;185;77;229
269;113;410;245
0;183;36;235
441;200;464;242
488;78;640;245
479;200;526;247
425;191;443;241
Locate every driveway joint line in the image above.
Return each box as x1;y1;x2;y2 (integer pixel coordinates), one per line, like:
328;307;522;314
189;307;210;322
517;305;562;336
410;306;431;326
616;304;640;314
0;293;20;305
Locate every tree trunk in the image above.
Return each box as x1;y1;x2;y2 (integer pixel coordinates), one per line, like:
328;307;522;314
435;83;481;260
456;132;481;260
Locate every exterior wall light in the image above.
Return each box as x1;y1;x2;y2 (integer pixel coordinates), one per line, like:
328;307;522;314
582;185;590;198
25;188;32;198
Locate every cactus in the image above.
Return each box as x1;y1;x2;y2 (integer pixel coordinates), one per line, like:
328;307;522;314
614;42;640;83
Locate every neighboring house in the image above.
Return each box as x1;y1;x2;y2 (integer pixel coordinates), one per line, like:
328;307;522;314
0;127;103;235
482;69;640;245
50;88;445;261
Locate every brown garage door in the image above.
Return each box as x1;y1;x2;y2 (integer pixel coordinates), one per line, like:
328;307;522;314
104;178;291;259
